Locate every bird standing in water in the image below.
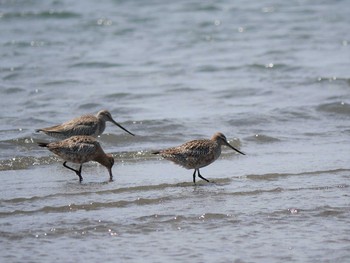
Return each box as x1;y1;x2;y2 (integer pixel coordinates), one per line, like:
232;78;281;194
153;132;245;183
36;110;134;139
38;135;114;182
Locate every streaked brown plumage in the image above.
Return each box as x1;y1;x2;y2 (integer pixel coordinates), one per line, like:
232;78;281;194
153;132;245;183
38;135;114;182
36;110;134;139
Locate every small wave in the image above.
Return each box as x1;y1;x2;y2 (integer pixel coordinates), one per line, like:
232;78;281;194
2;73;20;81
196;65;239;73
222;187;284;197
166;86;201;93
137;212;236;224
0;155;59;171
274;205;349;218
0;196;174;217
179;3;221;12
245;134;280;143
78;103;102;110
1;10;80;20
228;115;272;126
317;77;350;85
246;63;298;72
246;168;350;181
314;206;348;217
272;107;319;122
43;80;80;86
70;62;124;69
317;102;350;115
0;87;25;94
102;92;132;99
214;88;265;99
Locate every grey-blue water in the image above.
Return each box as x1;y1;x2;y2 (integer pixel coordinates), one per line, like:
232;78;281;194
1;0;350;262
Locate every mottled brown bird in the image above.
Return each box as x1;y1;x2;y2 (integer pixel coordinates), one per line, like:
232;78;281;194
38;135;114;182
153;132;245;183
36;110;134;139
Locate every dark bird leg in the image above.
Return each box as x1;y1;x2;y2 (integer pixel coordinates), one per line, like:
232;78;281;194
197;169;210;183
193;169;197;184
77;164;83;182
63;161;83;182
109;170;113;182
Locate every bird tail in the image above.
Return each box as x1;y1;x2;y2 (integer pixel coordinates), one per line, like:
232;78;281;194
151;151;160;154
35;129;42;133
37;142;49;148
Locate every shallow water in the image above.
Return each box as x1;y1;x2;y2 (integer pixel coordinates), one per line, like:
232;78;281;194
1;0;350;262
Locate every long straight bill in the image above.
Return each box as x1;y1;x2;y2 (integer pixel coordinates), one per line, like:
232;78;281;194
225;141;245;155
111;119;135;136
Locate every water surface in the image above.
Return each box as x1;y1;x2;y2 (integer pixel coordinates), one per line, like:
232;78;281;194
1;0;350;262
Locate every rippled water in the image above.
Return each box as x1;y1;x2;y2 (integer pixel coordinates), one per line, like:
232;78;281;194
1;0;350;262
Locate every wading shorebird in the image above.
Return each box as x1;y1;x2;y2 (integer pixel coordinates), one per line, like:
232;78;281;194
38;135;114;182
152;132;245;184
36;110;135;139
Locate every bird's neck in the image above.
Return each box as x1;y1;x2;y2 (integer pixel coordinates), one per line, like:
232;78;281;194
95;154;109;168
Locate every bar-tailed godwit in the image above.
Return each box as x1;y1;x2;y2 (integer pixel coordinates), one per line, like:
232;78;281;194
152;132;245;183
38;135;114;182
36;110;134;139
